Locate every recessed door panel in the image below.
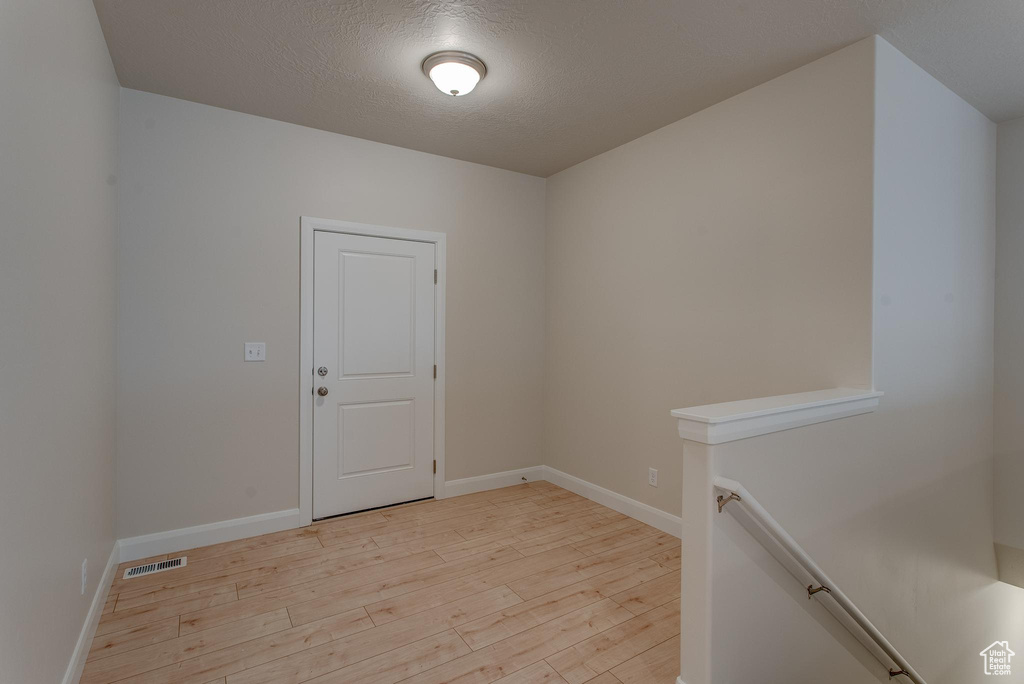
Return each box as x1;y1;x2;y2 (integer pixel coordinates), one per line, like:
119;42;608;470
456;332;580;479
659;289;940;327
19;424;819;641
338;399;415;477
340;252;415;377
313;231;435;518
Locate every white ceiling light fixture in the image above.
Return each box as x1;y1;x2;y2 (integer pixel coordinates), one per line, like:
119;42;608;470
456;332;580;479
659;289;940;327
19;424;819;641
422;51;486;97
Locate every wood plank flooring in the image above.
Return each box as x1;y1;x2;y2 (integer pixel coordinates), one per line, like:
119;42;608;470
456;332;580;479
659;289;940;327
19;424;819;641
83;481;680;684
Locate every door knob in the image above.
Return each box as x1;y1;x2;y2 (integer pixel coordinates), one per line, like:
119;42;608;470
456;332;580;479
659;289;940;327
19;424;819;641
317;387;329;397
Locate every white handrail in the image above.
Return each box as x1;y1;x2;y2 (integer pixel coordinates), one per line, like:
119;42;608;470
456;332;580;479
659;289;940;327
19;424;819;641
713;476;926;684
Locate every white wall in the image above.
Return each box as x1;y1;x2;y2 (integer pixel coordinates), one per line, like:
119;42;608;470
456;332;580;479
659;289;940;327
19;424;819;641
544;39;876;517
871;38;1024;680
116;90;547;538
707;36;1024;684
995;116;1024;568
0;0;120;681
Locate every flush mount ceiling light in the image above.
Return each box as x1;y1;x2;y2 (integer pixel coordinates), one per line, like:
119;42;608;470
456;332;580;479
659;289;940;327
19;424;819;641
422;51;486;97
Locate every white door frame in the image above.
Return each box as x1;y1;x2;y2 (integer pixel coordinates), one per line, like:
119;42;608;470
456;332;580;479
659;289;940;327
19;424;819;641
299;216;447;526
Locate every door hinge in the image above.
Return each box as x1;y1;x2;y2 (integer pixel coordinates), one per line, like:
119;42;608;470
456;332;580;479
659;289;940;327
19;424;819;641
433;364;437;379
433;460;437;474
434;269;438;284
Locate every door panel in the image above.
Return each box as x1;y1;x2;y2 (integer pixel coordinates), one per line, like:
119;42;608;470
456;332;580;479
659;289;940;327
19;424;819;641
338;399;415;476
313;231;435;518
340;252;415;377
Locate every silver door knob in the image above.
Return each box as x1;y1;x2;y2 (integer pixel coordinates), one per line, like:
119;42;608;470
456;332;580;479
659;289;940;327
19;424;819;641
317;387;329;397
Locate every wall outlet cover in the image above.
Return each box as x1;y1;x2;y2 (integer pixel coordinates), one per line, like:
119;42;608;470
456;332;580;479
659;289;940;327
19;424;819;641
244;342;266;362
648;468;658;487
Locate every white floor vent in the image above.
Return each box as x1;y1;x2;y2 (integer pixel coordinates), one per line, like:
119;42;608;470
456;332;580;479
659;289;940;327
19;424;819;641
123;556;187;579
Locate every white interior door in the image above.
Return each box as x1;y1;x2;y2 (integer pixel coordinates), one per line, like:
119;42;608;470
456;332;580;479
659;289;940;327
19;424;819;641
313;231;436;518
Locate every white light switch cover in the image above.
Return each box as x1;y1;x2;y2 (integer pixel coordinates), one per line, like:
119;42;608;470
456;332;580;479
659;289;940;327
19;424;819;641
244;342;266;361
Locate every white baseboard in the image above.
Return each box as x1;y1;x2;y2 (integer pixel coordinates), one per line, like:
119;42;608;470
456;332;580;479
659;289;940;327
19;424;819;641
541;466;682;538
444;465;681;538
444;466;546;498
62;543;119;684
676;678;687;684
117;508;302;563
118;467;675;564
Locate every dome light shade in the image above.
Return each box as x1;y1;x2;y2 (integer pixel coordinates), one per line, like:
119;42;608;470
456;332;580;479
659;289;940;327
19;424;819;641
422;51;486;97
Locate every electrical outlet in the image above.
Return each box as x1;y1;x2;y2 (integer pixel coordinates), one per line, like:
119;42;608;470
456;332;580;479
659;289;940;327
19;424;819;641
244;342;266;362
648;468;658;487
81;559;88;595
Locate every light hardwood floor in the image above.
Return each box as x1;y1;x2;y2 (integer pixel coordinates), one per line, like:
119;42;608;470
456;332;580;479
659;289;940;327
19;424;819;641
83;481;681;684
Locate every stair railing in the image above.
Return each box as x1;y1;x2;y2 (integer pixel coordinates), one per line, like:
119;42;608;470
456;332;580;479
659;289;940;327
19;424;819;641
713;476;926;684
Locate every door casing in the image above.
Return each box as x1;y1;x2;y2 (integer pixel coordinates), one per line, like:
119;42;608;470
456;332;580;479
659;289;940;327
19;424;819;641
299;216;447;526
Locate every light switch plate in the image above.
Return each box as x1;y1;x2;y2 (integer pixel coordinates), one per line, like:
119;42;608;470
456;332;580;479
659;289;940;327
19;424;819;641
244;342;266;362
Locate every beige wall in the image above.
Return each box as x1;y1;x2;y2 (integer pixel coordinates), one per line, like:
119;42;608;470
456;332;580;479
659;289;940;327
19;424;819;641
543;39;875;516
0;0;120;681
995;116;1024;556
708;37;1024;684
111;47;1024;683
116;90;546;537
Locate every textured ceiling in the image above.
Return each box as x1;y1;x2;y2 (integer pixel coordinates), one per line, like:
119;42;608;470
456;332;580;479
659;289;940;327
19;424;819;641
93;0;1024;177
